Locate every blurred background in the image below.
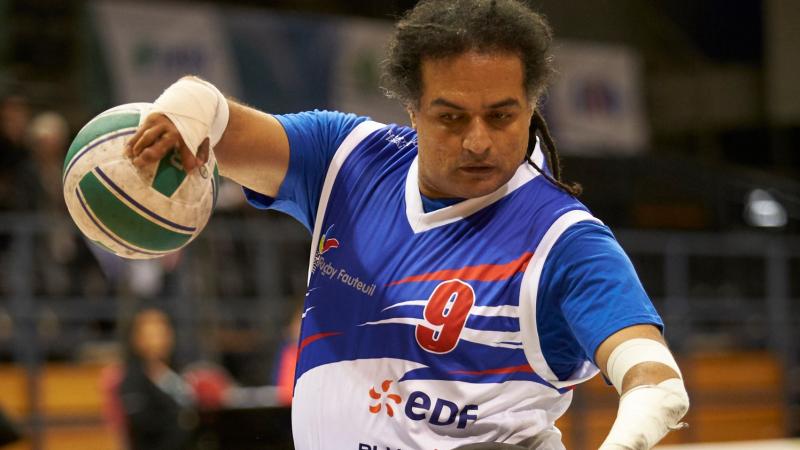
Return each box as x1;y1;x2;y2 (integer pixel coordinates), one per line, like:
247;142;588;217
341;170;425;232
0;0;798;449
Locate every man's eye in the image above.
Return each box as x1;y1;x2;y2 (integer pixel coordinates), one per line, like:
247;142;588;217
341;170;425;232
439;113;461;123
489;111;512;121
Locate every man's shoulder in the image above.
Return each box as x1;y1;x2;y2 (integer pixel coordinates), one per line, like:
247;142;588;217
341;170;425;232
508;176;592;221
335;120;418;161
348;120;416;145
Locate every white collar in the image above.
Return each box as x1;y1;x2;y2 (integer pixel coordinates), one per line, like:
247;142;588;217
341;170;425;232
404;139;545;234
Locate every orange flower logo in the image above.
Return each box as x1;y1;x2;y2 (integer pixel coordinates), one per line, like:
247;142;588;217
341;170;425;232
368;379;402;417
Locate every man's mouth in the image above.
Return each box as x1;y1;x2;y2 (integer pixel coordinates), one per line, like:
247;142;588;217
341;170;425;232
459;165;494;174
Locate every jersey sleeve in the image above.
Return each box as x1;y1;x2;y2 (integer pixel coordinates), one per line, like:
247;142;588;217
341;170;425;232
537;221;663;378
242;110;368;232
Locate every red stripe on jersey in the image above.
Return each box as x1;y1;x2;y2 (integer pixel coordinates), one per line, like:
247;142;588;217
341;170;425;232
448;364;534;376
299;331;342;353
388;252;533;285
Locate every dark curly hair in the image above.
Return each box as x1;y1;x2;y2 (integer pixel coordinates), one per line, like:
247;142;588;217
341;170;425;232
382;0;582;196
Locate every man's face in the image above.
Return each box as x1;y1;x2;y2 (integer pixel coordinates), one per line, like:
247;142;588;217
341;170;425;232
410;51;533;199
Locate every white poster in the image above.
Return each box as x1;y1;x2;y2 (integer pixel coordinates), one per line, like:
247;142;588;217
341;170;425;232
547;40;649;155
330;18;408;125
92;1;240;103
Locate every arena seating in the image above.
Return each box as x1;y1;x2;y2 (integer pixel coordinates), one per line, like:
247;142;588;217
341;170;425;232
0;351;788;450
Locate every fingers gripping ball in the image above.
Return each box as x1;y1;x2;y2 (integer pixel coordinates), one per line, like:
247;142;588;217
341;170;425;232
63;103;219;259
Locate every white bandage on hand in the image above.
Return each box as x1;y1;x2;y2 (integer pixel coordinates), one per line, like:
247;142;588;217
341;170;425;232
599;379;690;450
148;77;230;155
606;338;682;394
599;338;689;450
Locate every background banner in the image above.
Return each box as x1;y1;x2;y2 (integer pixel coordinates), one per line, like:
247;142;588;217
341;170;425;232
91;1;240;104
547;41;649;155
90;2;648;152
329;17;407;125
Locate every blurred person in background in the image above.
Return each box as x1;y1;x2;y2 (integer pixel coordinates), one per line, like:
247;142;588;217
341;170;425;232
126;0;690;448
0;92;36;301
26;111;83;298
27;111;70;211
0;93;35;212
0;93;35;295
116;307;197;450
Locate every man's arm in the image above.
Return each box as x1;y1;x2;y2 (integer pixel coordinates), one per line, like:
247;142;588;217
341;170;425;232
594;324;689;450
536;221;688;449
127;77;290;197
212;101;289;197
595;324;679;392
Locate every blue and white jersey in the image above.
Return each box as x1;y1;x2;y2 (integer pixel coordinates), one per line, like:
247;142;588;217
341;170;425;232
244;111;662;450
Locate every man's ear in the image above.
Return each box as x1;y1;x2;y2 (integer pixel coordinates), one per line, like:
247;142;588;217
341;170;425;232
407;107;417;129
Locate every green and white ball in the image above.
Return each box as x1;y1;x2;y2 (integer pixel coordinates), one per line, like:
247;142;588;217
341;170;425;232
63;103;218;259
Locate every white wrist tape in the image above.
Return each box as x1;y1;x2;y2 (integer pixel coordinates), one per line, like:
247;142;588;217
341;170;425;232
149;77;230;155
606;338;682;394
599;378;690;450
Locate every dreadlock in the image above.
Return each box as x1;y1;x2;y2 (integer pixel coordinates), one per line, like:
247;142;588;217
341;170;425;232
527;110;583;196
382;0;583;196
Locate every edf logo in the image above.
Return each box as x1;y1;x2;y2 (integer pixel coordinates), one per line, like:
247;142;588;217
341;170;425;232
368;380;478;429
404;391;478;429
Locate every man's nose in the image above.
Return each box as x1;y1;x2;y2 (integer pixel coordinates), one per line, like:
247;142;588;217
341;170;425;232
462;118;491;155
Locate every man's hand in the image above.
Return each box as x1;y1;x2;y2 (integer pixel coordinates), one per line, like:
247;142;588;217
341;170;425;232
125;113;209;172
595;325;689;450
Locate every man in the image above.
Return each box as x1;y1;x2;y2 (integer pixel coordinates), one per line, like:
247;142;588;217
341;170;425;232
126;1;689;448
